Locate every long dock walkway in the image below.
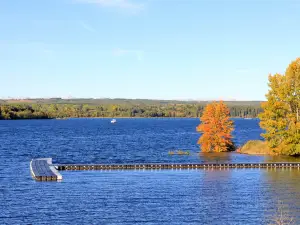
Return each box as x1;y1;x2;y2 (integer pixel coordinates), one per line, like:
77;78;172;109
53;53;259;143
57;162;300;171
30;159;300;181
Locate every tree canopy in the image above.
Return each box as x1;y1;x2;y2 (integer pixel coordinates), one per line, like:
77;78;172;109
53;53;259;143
259;58;300;155
197;101;234;152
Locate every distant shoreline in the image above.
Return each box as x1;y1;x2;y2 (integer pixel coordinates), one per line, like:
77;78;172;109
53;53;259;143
0;101;262;120
0;116;258;120
58;116;258;119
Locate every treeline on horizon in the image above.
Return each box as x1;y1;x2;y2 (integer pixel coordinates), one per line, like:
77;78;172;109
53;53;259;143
0;99;263;119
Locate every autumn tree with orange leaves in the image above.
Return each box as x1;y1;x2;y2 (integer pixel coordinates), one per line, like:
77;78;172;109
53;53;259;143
197;101;235;152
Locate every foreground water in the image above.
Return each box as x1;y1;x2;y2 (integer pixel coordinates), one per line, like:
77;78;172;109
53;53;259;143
1;118;300;224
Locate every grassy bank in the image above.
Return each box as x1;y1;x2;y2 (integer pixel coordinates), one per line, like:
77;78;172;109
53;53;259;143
237;140;274;155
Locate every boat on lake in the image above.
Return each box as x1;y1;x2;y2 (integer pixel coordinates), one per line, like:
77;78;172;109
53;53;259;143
111;119;117;124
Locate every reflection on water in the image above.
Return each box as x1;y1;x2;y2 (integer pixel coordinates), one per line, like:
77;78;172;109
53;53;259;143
264;168;300;219
263;155;300;163
5;169;296;225
198;152;300;164
199;152;234;163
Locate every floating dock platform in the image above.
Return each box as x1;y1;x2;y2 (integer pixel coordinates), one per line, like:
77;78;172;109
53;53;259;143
30;158;300;181
30;158;62;181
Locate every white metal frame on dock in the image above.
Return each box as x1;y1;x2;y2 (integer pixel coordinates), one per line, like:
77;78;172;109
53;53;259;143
30;158;63;181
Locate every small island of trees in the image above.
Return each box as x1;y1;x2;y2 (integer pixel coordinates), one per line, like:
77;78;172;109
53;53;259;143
196;58;299;157
237;58;299;156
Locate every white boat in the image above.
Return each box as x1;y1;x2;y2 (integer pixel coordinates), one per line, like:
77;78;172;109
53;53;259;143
111;119;117;124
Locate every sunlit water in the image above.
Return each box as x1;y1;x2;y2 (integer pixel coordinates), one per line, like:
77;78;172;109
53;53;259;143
1;118;300;224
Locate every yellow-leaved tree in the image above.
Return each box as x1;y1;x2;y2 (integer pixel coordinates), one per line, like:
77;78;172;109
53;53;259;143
197;101;234;152
259;58;300;155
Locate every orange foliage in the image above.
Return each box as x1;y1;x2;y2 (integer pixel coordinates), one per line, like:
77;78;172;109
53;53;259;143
197;101;234;152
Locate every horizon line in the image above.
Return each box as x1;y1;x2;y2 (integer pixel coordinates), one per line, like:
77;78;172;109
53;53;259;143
0;97;264;102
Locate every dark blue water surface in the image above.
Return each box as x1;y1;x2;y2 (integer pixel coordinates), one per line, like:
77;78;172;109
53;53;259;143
1;118;300;224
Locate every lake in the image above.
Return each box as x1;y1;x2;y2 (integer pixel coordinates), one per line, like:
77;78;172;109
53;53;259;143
1;118;300;224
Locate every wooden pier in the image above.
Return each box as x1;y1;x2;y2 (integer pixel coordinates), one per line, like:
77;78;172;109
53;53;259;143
30;158;62;181
30;159;300;181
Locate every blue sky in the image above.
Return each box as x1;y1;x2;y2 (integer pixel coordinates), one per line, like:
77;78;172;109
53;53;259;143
0;0;299;100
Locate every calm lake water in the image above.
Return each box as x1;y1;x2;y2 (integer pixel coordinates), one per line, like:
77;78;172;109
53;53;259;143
1;118;300;224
